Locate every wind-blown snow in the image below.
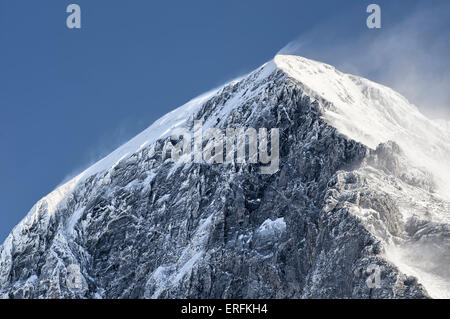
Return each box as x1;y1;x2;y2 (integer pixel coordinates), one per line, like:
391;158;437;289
33;54;450;221
275;55;450;200
274;55;450;298
18;61;278;224
14;90;219;224
385;245;450;299
3;54;450;299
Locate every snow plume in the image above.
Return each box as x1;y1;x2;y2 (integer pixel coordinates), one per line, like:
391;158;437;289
386;241;450;299
57;117;150;186
279;2;450;120
274;54;450;200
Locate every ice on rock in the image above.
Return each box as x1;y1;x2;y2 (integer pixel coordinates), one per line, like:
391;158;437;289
1;54;449;299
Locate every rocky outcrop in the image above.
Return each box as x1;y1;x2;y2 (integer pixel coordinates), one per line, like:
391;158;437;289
1;56;447;299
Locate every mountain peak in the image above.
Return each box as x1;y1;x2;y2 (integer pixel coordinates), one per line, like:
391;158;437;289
272;54;450;198
2;55;449;299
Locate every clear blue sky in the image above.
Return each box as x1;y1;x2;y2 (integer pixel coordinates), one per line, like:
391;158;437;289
1;0;449;242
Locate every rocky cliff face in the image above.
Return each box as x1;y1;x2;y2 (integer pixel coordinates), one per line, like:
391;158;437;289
1;55;449;299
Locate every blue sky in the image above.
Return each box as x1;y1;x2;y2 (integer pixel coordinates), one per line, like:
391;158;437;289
1;0;449;242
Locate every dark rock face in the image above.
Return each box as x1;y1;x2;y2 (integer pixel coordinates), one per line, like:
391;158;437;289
0;64;433;299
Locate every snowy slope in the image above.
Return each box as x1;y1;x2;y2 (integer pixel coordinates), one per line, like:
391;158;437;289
24;55;450;220
275;55;450;199
2;54;449;299
275;55;450;298
15;61;278;224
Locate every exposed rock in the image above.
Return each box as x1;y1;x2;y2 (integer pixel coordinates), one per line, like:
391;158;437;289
1;55;448;299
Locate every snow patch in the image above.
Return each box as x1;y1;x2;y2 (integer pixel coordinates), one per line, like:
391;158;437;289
145;214;213;298
65;207;85;237
257;217;286;237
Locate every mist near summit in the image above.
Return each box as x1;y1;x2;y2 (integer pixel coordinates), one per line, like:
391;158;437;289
279;2;450;121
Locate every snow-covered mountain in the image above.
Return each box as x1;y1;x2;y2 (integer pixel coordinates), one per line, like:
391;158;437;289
1;55;449;298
